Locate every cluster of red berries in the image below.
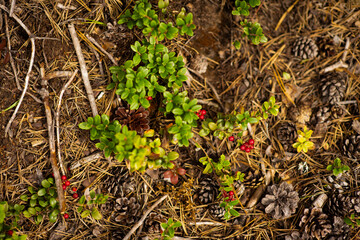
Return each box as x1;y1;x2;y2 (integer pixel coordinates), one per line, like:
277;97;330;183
240;139;255;153
60;175;78;199
222;190;235;202
196;109;206;120
146;96;153;101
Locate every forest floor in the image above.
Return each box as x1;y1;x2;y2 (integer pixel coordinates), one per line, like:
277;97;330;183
1;0;360;239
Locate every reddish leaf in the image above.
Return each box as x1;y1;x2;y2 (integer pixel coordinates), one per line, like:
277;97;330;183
170;174;178;185
163;170;173;179
176;167;186;176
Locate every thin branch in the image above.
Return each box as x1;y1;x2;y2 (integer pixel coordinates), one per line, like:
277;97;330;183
68;23;98;117
123;195;168;240
86;34;118;65
0;5;35;137
70;152;103;170
56;70;79;176
9;0;15;17
39;67;66;215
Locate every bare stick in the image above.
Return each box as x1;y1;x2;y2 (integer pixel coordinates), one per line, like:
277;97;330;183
86;34;118;65
70;152;103;170
0;5;36;137
68;23;98;117
323;37;351;73
39;67;66;214
123;195;168;240
9;0;15;17
56;70;79;176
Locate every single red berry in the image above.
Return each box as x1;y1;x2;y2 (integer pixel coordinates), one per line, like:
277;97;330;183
63;213;69;219
51;173;54;177
245;147;251;153
200;110;206;115
196;112;200;117
146;96;153;101
199;115;205;120
250;145;254;149
62;184;67;190
229;191;234;196
72;187;77;192
73;193;79;199
248;139;255;145
229;136;235;141
240;145;246;151
65;180;71;186
7;230;13;236
61;175;67;181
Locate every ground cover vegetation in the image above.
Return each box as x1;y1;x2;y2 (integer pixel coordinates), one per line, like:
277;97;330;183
0;0;360;239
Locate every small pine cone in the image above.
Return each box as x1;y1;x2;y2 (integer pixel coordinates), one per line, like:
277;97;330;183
261;182;299;219
209;204;225;219
285;231;310;240
299;207;332;239
292;37;319;59
276;122;298;152
144;212;166;234
327;216;350;240
197;178;219;205
351;191;360;214
242;169;265;189
325;190;352;216
342;134;360;160
319;72;346;105
114;106;150;134
112;197;141;224
101;167;136;197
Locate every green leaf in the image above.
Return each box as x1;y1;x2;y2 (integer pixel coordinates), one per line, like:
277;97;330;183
90;190;96;199
172;108;184;115
91;208;102;220
37;188;46;197
50;198;57;208
20;195;28;202
28;207;36;215
233;40;241;49
199;129;210;137
230;208;240;217
49;213;57;223
208;122;217;131
41;179;51;188
81;210;91;218
79;122;92;130
168;152;179;161
29;199;37;207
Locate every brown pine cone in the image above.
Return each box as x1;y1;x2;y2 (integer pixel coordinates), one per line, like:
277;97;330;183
327;216;350;240
209;204;225;220
276;122;298;152
197;177;219;205
261;182;299;219
325;189;352;216
299;207;332;239
292;37;319;59
111;197;141;224
144;212;166;234
319;72;346;105
114;106;150;134
342;134;360;160
101;167;136;197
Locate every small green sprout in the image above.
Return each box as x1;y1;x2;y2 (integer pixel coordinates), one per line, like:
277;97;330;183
327;158;349;177
292;126;314;153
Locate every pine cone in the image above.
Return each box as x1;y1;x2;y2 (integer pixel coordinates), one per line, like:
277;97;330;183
209;204;225;219
351;191;360;214
112;197;141;224
327;216;350;240
342;134;360;160
197;177;219;205
319;72;346;105
285;231;310;240
243;169;265;189
299;207;332;239
114;106;150;134
292;37;319;59
261;182;299;219
276;122;298;152
325;189;352;216
144;212;166;234
101;167;136;197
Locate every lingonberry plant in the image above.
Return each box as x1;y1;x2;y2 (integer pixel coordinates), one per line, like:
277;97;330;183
156;218;182;240
0;201;27;240
77;190;108;220
163;163;186;185
232;0;267;47
326;158;349;177
292;126;314;153
20;178;60;224
79;114;179;172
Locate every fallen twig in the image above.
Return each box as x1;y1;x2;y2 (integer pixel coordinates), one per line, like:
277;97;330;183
0;4;36;137
56;70;79;176
323;37;350;73
123;195;168;240
39;66;66;215
68;23;99;117
86;34;118;65
9;0;15;17
69;152;103;170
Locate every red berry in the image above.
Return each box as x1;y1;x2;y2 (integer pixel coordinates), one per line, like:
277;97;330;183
250;145;254;149
146;96;153;101
249;139;255;145
196;113;200;117
62;184;67;190
61;175;67;181
7;230;13;236
51;173;54;177
229;191;234;196
72;187;77;192
228;136;235;141
240;145;246;151
200;110;206;115
65;180;70;186
245;147;251;153
64;213;69;219
73;193;79;199
199;115;205;120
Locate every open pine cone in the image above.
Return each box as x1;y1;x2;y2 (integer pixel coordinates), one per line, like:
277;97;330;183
299;207;332;240
276;122;298;152
114;106;150;134
327;216;350;240
319;72;346;105
111;197;141;224
292;37;319;59
342;134;360;160
197;177;219;205
261;182;299;219
325;189;352;216
101;167;136;197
